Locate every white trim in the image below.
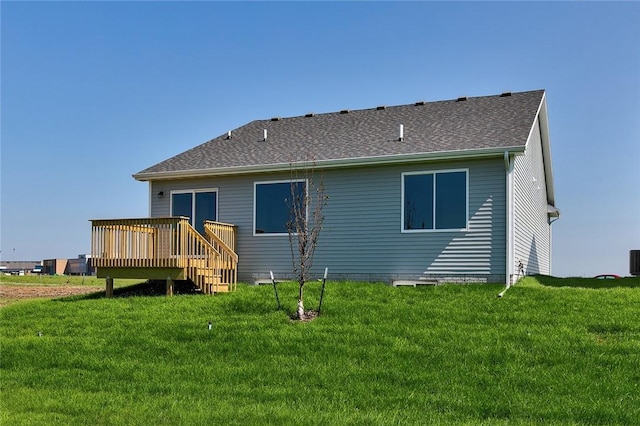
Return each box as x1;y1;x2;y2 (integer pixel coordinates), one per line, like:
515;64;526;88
522;92;555;207
133;146;525;181
147;183;153;217
538;96;556;206
523;93;546;155
505;153;515;285
253;179;307;237
401;168;469;233
169;188;219;228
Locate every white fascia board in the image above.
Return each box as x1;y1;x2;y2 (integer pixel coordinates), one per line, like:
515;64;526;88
547;204;560;218
524;92;556;207
133;146;526;181
538;97;556;207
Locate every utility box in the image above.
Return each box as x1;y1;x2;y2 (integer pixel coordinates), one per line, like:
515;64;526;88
631;250;640;276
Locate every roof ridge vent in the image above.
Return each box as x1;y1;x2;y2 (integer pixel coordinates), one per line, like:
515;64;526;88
305;113;315;117
270;117;281;121
376;105;386;110
456;96;468;102
500;92;512;97
414;101;426;106
339;109;350;114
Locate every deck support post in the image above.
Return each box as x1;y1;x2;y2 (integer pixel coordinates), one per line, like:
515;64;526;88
166;276;174;296
106;276;114;298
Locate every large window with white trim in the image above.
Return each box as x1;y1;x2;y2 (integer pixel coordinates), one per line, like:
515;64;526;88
402;170;468;231
254;180;306;235
171;189;217;235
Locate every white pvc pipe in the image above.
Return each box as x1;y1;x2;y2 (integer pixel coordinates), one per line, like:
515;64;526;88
498;281;510;298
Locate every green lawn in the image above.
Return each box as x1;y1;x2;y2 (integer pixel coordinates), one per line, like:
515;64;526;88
1;277;639;425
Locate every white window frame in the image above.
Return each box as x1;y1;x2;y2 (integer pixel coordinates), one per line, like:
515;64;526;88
253;179;307;236
401;169;469;233
169;188;219;228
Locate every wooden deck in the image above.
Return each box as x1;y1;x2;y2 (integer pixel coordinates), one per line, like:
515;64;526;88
90;217;238;295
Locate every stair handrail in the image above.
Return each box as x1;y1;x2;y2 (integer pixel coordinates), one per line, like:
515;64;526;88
203;221;238;291
178;219;222;293
203;222;239;262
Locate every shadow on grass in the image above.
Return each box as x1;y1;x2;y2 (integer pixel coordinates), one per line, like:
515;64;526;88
55;280;203;302
534;275;640;289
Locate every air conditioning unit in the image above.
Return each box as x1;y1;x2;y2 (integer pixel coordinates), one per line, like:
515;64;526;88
631;250;640;276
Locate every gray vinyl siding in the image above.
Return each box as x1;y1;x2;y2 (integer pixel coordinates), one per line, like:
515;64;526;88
513;118;551;276
150;158;506;283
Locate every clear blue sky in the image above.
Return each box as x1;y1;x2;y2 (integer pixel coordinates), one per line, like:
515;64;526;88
1;2;639;277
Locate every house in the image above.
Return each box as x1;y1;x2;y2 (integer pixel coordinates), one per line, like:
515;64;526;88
91;89;558;289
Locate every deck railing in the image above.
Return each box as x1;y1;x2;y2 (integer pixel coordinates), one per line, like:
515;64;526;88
91;217;182;268
204;221;237;252
90;217;237;293
204;221;238;291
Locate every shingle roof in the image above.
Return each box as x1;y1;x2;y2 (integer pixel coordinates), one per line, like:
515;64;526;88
135;90;545;180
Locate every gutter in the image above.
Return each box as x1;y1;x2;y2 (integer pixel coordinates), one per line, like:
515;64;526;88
502;150;516;297
133;145;526;181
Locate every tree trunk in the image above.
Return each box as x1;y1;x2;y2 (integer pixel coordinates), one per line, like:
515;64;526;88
297;280;305;319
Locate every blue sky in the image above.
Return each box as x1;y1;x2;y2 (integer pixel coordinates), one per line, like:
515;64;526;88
1;2;639;277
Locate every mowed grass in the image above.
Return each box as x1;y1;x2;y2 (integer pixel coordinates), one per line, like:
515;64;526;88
1;277;640;425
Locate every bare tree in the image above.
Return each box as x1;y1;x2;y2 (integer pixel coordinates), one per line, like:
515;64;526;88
287;164;328;320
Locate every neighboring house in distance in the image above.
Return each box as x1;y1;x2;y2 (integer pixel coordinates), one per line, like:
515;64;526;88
117;89;558;285
42;258;68;275
0;261;40;275
6;256;95;276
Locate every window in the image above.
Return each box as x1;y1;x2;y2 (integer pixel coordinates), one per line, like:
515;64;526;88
254;180;306;235
402;170;468;231
171;189;217;234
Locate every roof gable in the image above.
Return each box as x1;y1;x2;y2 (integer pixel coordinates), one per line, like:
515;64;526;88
135;90;545;180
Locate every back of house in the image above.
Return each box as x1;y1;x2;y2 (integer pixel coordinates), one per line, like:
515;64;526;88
116;89;559;285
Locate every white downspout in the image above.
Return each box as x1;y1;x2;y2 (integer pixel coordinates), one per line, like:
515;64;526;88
548;213;560;275
148;183;153;217
500;151;515;298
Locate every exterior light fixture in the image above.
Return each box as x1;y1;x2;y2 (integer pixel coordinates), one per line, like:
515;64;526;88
158;191;164;199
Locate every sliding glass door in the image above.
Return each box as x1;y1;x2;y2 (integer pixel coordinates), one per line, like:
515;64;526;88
171;190;217;235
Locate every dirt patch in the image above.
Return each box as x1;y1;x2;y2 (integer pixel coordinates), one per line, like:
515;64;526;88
290;310;319;322
0;281;202;307
0;285;103;302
